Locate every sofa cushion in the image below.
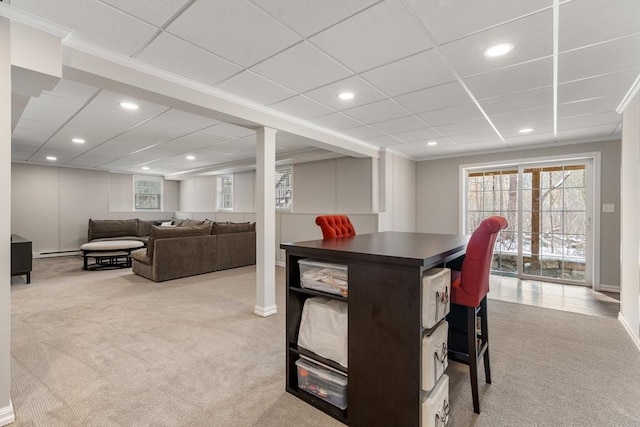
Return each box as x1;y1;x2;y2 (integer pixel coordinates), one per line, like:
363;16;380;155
137;220;153;237
88;218;138;241
147;223;212;257
181;218;207;227
211;222;255;234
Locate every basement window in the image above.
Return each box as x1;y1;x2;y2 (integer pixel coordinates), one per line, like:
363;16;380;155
276;166;293;211
217;174;233;210
133;175;163;210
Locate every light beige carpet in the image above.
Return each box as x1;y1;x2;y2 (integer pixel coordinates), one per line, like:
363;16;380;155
9;257;640;426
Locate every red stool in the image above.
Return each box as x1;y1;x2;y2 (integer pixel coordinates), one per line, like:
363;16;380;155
315;215;356;239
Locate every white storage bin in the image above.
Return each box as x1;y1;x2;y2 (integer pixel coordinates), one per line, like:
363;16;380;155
422;320;448;393
422;268;451;329
299;259;348;297
296;357;348;409
298;297;348;367
421;374;450;427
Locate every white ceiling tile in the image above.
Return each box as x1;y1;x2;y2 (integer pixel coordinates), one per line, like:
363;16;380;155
360;49;455;97
269;96;335;120
153;109;220;130
418;103;484;127
439;10;553;77
436;119;494;137
362;134;406;148
558;96;624;119
504;131;555;147
310;0;431;72
21;93;84;121
89;91;170;117
460;140;509;152
480;86;553;116
558;112;622;131
393;127;444;143
559;0;640;52
395;81;470;114
450;130;502;145
500;121;554;138
11;0;158;56
491;107;554;128
253;0;376;37
166;0;301;67
340;126;386;140
342;99;410;123
12;120;58;144
203;123;255;139
408;136;457;148
556;123;620;141
101;0;190;26
252;42;352;93
408;0;552;44
464;57;553;99
310;113;364;130
371;115;429;134
76;105;155;128
558;69;638;103
48;79;99;102
215;71;297;106
558;34;640;83
137;32;243;86
304;76;387;110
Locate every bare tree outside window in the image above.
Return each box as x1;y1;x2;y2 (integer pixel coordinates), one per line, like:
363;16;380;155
276;167;292;210
134;176;162;210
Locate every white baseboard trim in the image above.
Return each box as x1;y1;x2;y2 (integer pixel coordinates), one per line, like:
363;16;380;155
598;284;620;293
254;305;278;317
618;312;640;352
0;400;15;426
275;261;286;268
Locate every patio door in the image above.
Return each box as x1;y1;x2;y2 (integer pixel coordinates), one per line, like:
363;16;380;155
465;158;594;286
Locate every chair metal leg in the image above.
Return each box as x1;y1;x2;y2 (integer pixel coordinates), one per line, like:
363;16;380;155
480;296;492;384
467;305;480;414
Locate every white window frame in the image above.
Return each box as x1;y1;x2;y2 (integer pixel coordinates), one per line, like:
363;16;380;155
133;175;163;211
275;166;293;212
217;174;233;211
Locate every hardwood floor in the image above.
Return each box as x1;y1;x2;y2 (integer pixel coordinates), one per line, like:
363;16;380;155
488;275;620;318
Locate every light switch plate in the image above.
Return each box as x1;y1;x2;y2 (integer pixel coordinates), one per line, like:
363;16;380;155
602;203;615;213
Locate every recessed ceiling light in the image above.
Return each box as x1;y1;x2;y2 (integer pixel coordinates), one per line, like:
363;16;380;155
141;166;150;171
72;138;85;144
186;155;195;160
427;141;438;146
120;101;139;110
338;92;354;101
484;43;514;58
519;128;534;134
46;156;57;161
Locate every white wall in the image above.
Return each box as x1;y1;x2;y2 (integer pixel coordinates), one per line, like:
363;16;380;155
11;164;179;254
416;140;621;288
293;157;374;213
1;16;14;426
620;92;640;348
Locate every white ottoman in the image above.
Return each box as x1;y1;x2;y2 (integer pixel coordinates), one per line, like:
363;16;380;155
80;240;144;270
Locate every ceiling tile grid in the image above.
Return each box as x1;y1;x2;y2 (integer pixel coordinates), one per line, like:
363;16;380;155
7;0;640;176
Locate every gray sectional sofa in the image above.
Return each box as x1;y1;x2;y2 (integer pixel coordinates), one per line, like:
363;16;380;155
131;221;256;282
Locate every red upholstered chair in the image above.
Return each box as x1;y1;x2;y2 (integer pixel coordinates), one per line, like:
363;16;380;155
315;215;356;239
446;215;508;414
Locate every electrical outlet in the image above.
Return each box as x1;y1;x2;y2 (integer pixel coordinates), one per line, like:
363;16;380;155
602;203;615;213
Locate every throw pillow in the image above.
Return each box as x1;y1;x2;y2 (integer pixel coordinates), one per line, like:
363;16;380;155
181;218;206;227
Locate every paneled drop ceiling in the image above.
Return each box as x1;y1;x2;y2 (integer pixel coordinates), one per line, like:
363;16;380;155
5;0;640;178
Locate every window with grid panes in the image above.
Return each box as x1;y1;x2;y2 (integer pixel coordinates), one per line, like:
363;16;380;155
134;175;163;210
217;175;233;210
275;166;292;210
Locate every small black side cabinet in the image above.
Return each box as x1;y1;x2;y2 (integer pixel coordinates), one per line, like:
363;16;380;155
11;234;32;284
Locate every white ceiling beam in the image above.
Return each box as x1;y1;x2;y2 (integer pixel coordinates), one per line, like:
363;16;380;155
61;40;380;160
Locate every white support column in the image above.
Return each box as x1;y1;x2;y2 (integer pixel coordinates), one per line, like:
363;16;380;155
255;127;277;317
0;17;15;427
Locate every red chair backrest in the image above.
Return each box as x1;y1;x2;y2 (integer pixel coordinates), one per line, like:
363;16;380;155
455;216;508;307
315;215;356;239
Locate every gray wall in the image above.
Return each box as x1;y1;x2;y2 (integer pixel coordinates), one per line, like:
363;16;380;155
416;140;621;288
11;163;179;254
